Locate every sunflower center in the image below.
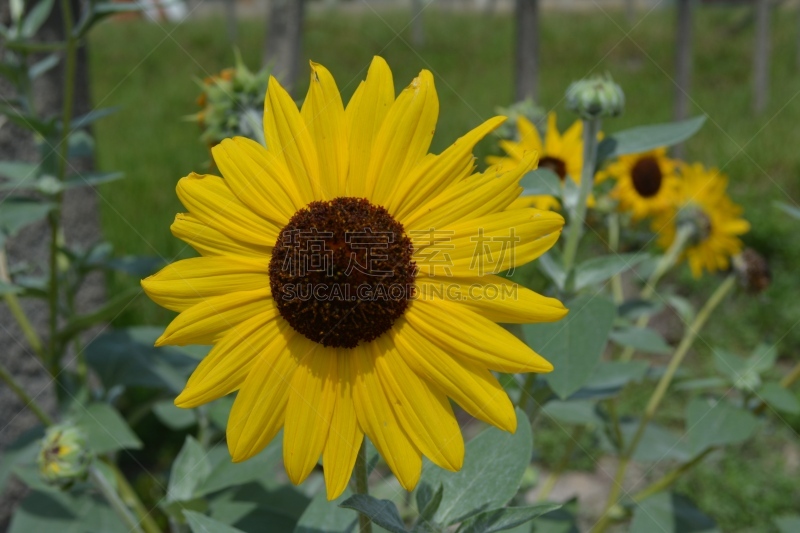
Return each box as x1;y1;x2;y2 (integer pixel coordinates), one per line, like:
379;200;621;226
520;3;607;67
269;197;415;349
539;156;568;180
630;156;663;198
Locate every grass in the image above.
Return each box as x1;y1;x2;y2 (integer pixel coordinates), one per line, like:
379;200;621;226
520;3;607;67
87;5;800;531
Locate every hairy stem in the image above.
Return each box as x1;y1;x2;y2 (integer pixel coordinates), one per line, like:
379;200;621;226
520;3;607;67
0;361;52;426
354;438;373;533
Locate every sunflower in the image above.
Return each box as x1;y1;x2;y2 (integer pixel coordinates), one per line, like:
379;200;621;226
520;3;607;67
142;57;567;500
653;162;749;278
487;113;588;211
597;148;680;221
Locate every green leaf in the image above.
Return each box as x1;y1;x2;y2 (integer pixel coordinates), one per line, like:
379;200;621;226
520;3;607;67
69;106;120;129
153;400;197;430
0;280;22;295
457;505;561;533
573;253;647;291
665;294;695;323
597;116;706;163
9;489;129;533
536;253;566;290
0;160;38;184
774;201;800;220
420;408;532;525
583;361;648;391
619;421;692;462
609;326;671;355
520;168;560;197
184;511;246;533
674;377;727;392
758;382;800;414
73;402;142;454
168;436;211;502
196;439;283;497
618;299;664;320
0;198;54;238
630;492;718;533
29;53;59;79
295;490;357;533
523;294;616;399
713;349;760;391
685;398;760;454
775;515;800;533
541;400;600;426
0;425;44;493
0;104;56;136
62;171;124;189
21;0;54;38
747;343;778;375
526;499;577;533
340;494;407;533
416;483;443;525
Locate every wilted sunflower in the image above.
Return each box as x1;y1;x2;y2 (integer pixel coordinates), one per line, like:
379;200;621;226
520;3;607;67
597;148;680;221
653;162;749;278
142;57;567;500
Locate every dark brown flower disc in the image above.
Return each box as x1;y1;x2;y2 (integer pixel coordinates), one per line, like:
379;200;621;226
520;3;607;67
269;197;415;348
631;156;663;198
539;156;568;181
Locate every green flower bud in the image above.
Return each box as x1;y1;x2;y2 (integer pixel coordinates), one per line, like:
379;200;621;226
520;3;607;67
676;203;711;243
565;74;625;119
38;424;92;488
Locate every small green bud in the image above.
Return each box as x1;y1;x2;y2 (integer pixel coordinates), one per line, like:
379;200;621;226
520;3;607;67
676;203;711;243
565;74;625;119
38;424;92;488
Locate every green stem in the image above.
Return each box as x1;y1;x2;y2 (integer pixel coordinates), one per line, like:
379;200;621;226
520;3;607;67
0;361;53;426
517;373;536;413
631;448;714;503
595;275;736;532
537;426;585;502
0;252;46;361
754;360;800;415
619;224;694;362
354;438;373;533
105;461;162;533
89;465;144;533
608;213;624;304
562;117;602;275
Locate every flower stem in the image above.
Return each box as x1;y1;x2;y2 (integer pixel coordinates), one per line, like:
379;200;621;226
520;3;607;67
631;448;714;503
105;460;162;533
0;251;46;362
355;438;373;533
608;213;624;304
89;465;144;533
562;117;602;276
619;223;694;362
0;361;52;426
594;275;736;532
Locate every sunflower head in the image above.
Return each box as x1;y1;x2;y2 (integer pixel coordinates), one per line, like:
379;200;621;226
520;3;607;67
653;163;749;278
143;57;566;500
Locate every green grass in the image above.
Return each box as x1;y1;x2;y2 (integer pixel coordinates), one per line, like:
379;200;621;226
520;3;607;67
88;5;800;531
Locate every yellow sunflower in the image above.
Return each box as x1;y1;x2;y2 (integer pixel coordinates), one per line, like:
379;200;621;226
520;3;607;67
487;113;588;211
653;162;749;278
598;148;680;221
142;57;567;500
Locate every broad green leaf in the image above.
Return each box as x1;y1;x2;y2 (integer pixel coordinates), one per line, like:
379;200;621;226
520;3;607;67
665;294;695;323
208;396;234;429
524;294;616;399
69;106;120;129
0;425;44;493
685;398;760;454
0;160;38;184
536;253;566;290
620;421;692;462
153;400;197;430
775;515;800;533
618;299;663;320
457;505;561;533
583;361;648;390
295;490;356;533
775;201;800;220
29;53;59;79
597;116;706;163
747;343;778;374
68;130;95;158
758;382;800;414
573;253;647;290
541;400;600;426
209;481;310;531
527;499;577;533
0;198;54;238
674;377;727;391
8;489;128;533
196;439;283;496
21;0;54;38
340;495;407;533
420;408;532;525
609;326;671;355
184;511;246;533
168;436;211;502
415;483;443;523
713;349;760;391
520;168;560;197
73;402;142;454
630;492;718;533
0;280;22;295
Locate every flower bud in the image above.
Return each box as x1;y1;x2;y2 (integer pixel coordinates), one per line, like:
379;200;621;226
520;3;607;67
676;203;711;243
566;74;625;119
38;424;92;488
733;248;771;294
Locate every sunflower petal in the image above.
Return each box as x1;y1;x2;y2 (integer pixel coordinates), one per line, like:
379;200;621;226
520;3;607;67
373;335;464;472
323;354;363;500
155;289;272;347
407;298;554;373
345;56;394;197
170;214;270;259
301;62;349;196
368;70;438;204
141;256;269;312
392;317;517;432
176;173;280;247
284;346;337;485
175;310;283;408
352;344;422;491
263;76;322;200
